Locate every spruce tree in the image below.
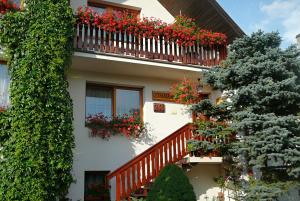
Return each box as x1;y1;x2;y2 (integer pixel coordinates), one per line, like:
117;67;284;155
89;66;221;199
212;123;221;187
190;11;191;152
205;31;300;200
0;0;75;200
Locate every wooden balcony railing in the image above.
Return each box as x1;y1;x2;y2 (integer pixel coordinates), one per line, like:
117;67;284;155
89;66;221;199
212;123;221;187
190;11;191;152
107;123;194;201
74;24;227;67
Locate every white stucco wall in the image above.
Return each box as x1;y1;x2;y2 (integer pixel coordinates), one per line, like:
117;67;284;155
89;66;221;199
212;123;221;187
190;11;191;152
67;69;192;200
70;0;175;23
187;164;223;201
67;66;223;201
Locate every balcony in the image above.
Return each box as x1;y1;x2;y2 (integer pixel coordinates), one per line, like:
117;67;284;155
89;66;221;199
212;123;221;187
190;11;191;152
74;9;228;68
74;24;227;68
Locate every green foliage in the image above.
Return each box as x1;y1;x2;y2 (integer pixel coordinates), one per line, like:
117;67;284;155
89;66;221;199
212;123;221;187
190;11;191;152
130;197;146;201
192;99;232;121
0;0;75;200
188;99;235;156
204;31;300;200
146;164;196;201
0;109;10;146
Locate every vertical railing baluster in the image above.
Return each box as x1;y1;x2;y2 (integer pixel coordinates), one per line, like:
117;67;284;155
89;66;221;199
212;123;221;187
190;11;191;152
140;34;144;57
121;172;126;199
126;32;130;55
164;143;168;165
159;36;163;60
160;146;163;170
120;32;124;54
116;174;121;201
177;135;181;158
115;31;119;54
151;152;155;179
155;149;159;176
135;34;139;57
83;24;88;51
126;169;131;196
181;131;186;156
164;37;168;60
137;161;141;189
131;33;134;55
131;164;136;191
77;24;83;49
146;155;151;182
174;41;178;62
145;37;149;58
94;26;99;52
142;158;146;184
149;37;154;59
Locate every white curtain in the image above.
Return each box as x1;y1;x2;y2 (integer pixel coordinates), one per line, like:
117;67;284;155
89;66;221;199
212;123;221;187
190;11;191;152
0;64;10;108
86;85;113;117
116;89;140;116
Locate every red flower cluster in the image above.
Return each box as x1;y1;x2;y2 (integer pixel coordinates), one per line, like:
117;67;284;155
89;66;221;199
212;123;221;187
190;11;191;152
0;0;19;14
76;7;227;47
86;111;147;139
170;78;199;104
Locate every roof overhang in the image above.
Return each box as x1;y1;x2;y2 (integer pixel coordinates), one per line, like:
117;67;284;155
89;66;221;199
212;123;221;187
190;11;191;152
158;0;245;43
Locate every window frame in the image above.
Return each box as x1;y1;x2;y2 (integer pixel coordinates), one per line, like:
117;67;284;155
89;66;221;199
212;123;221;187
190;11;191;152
85;82;144;120
87;0;141;18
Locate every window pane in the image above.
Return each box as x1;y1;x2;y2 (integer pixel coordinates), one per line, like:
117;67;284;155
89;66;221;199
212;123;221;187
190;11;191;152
116;89;140;116
0;64;10;108
84;171;110;201
86;85;112;117
89;6;106;14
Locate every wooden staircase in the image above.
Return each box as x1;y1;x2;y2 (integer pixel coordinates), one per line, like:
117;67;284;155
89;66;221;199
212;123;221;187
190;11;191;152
107;123;194;201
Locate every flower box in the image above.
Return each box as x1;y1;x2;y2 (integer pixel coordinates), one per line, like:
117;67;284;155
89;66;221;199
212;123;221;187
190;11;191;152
76;7;227;47
86;112;147;139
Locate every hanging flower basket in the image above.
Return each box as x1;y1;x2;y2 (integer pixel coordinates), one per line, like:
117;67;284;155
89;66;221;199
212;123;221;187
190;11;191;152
170;78;199;104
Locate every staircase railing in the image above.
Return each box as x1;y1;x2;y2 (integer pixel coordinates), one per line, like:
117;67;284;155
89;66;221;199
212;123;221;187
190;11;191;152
74;24;227;67
107;123;194;201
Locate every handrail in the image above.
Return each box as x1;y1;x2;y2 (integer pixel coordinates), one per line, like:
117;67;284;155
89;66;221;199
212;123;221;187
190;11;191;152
107;123;194;201
107;123;192;179
74;24;227;68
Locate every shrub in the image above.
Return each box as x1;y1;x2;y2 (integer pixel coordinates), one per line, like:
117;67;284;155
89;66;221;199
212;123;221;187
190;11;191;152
146;164;196;201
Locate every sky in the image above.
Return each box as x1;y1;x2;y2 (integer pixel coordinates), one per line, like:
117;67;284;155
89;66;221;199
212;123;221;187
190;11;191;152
217;0;300;48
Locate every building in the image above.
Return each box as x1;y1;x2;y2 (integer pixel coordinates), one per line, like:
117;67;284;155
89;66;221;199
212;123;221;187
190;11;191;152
0;0;244;200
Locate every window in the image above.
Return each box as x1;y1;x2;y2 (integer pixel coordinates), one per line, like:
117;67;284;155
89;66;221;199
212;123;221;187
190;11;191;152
88;0;141;18
0;63;10;109
86;83;143;118
84;171;110;201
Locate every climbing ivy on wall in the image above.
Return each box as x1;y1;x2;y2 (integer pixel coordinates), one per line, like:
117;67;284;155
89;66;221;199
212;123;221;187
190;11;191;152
0;0;75;200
